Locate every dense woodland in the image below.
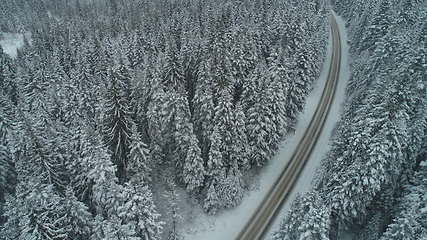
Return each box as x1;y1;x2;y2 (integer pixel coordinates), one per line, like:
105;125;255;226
0;0;330;239
275;0;426;239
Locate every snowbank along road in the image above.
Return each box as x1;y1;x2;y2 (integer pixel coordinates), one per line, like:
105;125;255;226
235;13;341;240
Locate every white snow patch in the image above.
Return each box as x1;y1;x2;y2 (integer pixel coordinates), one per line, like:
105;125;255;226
180;12;350;240
0;32;29;58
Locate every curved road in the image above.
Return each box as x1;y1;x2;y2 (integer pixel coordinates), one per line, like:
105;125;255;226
235;14;341;240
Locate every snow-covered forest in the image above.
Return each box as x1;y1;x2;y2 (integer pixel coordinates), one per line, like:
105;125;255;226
275;0;427;239
0;0;330;239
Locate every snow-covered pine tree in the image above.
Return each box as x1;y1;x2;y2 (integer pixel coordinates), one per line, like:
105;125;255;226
127;124;152;182
229;104;250;170
274;190;330;240
183;134;206;193
116;180;163;240
173;93;204;182
245;56;288;167
203;126;226;214
63;187;94;239
92;215;134;240
380;158;427;239
212;92;247;169
163;39;185;92
192;60;215;159
2;181;93;240
218;162;244;209
102;69;134;182
0;95;14;195
146;85;169;164
89;148;121;218
68;124;110;205
266;50;289;139
203;175;222;215
0;96;14;224
129;55;155;136
113;54;133;100
0;46;17;104
244;65;272;166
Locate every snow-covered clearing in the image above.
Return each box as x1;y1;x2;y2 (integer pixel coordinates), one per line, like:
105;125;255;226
181;12;350;240
0;32;29;58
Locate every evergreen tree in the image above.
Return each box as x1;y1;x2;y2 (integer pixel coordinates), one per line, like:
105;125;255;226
0;95;15;199
274;191;330;240
192;60;215;159
203;174;222;215
146;86;170;164
2;181;93;240
212;93;245;168
183;134;205;193
218;163;244;209
62;187;94;240
203;127;225;214
162;40;185;91
102;70;134;182
380;159;427;239
116;181;163;240
127;124;152;182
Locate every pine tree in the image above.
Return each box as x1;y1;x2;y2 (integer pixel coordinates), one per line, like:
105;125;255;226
0;47;17;104
206;127;224;177
0;95;15;198
203;127;225;214
146;85;171;164
173;93;196;172
380;159;427;239
192;60;215;159
203;178;221;215
162;39;185;91
2;182;72;239
92;215;133;240
127;124;152;182
102;69;134;182
129;55;154;134
274;191;330;240
245;71;275;166
10;107;66;191
116;181;163;240
212;93;236;167
63;187;94;240
229;104;250;169
219;163;244;209
90;151;120;218
183;134;205;193
68;125;115;208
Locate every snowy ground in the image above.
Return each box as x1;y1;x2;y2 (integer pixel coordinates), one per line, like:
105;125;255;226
180;12;350;240
0;32;28;58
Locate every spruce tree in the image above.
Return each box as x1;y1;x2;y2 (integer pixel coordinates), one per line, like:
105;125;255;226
102;70;134;182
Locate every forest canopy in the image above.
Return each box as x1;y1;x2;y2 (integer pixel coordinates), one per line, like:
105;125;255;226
0;0;330;239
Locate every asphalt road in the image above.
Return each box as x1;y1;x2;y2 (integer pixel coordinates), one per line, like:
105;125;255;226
235;13;341;240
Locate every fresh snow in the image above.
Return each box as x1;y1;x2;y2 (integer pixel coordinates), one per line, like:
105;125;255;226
0;32;28;58
180;11;350;240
